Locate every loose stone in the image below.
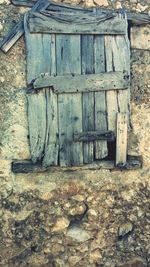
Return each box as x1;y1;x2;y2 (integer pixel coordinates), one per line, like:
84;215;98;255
118;221;133;240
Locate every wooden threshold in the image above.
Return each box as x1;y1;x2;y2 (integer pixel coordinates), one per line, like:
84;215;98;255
12;156;142;173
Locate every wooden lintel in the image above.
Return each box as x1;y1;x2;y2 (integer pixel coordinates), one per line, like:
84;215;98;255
74;130;114;142
28;12;126;35
12;156;142;173
30;72;129;92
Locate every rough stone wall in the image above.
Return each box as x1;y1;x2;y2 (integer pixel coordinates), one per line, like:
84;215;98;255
0;0;150;266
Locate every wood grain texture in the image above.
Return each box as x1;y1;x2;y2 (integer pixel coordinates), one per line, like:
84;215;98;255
105;27;130;139
29;12;126;35
105;36;118;135
116;113;127;165
25;14;59;166
81;35;94;164
74;130;114;142
25;13;52;84
27;90;47;163
56;34;83;166
94;35;108;159
32;71;129;92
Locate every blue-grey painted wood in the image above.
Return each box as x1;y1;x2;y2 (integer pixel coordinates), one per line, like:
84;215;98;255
25;14;52;84
56;34;83;166
27;90;47;163
81;35;94;164
105;36;118;135
94;35;108;159
42;87;59;167
32;71;129;92
25;15;59;166
29;12;126;35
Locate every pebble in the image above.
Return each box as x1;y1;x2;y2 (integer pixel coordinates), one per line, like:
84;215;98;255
94;0;109;6
67;226;91;242
85;0;95;7
118;221;133;240
0;77;5;83
116;1;122;9
136;3;148;12
0;0;10;5
0;22;3;32
51;217;70;232
130;0;137;3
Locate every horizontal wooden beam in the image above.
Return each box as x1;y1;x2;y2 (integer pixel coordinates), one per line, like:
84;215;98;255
30;72;129;93
28;12;126;35
12;156;142;173
74;130;114;142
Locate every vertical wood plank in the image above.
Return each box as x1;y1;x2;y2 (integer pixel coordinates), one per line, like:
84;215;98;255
25;14;52;84
27;90;46;163
81;35;94;163
114;35;130;114
105;16;129;163
116;113;127;165
42;34;59;167
25;15;59;166
94;35;108;159
56;34;83;166
105;36;118;134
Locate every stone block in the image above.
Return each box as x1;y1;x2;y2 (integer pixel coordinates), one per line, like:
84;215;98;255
131;26;150;50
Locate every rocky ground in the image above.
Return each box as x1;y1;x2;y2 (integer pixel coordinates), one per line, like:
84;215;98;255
0;171;150;267
0;0;150;266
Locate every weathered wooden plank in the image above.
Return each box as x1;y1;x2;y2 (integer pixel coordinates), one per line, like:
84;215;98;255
81;35;94;164
110;13;130;113
94;35;108;159
116;113;128;166
105;36;118;135
32;71;129;92
96;8;150;26
11;0;150;25
25;14;59;166
0;0;49;53
12;155;142;173
114;31;130;126
56;34;83;166
27;90;47;163
42;88;59;167
12;0;93;11
74;130;114;142
29;12;126;35
24;14;52;84
40;10;114;22
0;20;24;53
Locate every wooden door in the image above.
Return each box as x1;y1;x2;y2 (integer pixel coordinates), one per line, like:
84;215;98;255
24;6;130;167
